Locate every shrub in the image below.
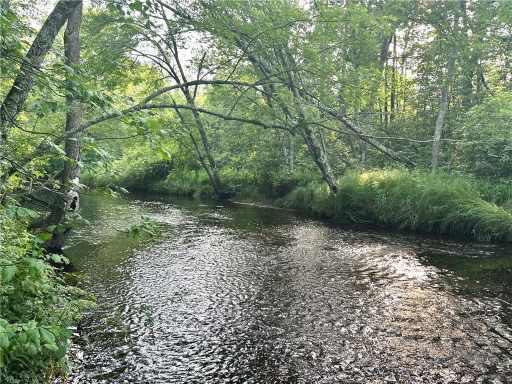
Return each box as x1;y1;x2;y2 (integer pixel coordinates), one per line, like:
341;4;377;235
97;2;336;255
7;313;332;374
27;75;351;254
0;204;92;383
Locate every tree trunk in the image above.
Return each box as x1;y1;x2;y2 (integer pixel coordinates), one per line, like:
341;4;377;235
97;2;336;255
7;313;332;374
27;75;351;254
62;0;82;209
391;34;397;121
431;54;455;172
289;133;295;173
46;1;83;252
355;110;368;165
184;94;224;197
0;0;80;144
380;35;391;129
300;123;337;193
172;103;225;199
283;51;338;193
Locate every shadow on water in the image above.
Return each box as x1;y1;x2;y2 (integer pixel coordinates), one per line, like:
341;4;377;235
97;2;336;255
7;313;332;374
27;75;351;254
64;191;512;383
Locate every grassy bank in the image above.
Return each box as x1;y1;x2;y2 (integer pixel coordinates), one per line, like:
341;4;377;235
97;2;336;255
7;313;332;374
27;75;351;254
83;165;512;242
277;170;512;242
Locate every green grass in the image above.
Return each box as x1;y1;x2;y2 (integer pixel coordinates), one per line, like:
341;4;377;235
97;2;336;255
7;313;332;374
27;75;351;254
152;169;215;198
81;160;173;192
278;170;512;242
471;178;512;208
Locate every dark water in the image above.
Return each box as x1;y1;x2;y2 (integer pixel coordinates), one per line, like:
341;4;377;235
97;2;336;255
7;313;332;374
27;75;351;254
65;192;512;383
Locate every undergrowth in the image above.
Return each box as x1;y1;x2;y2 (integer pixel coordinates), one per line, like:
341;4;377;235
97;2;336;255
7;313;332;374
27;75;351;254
0;204;93;383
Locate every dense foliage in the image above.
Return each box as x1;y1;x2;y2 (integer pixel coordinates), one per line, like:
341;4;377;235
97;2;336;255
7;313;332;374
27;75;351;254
0;204;91;383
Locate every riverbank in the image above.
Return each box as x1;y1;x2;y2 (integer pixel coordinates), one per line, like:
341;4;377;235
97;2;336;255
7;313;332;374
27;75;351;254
83;167;512;242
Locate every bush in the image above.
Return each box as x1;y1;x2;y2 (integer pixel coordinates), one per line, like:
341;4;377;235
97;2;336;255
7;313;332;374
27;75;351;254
0;204;92;383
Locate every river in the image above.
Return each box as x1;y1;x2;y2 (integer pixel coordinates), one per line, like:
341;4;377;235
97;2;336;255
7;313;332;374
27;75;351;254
64;192;512;383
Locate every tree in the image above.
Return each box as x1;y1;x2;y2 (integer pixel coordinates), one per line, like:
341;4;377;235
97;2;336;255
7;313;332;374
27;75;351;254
0;0;80;145
45;0;83;252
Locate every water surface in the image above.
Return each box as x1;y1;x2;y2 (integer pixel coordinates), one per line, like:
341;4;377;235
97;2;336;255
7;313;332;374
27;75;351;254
65;192;512;383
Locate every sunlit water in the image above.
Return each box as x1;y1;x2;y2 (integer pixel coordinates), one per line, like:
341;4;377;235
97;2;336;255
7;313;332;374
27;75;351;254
64;192;512;383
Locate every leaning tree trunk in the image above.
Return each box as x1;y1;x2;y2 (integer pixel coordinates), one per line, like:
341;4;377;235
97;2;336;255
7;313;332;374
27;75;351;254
431;54;454;172
185;95;224;198
0;0;80;145
299;123;338;193
172;103;225;199
282;54;338;193
46;1;83;252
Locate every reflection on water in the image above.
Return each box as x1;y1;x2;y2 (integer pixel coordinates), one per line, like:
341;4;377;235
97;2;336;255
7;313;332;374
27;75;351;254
65;192;512;383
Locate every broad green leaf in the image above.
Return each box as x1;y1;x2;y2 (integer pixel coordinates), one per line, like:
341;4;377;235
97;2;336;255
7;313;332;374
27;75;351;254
1;266;17;283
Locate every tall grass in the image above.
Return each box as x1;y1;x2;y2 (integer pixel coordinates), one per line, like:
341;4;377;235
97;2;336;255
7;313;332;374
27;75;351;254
278;170;512;242
471;179;512;208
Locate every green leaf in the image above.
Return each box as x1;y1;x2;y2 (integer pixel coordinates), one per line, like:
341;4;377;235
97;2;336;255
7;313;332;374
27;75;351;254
1;266;17;283
26;328;40;345
36;232;53;242
43;343;59;352
146;118;160;132
129;0;143;12
39;328;56;345
50;254;69;264
158;146;172;160
15;207;39;220
49;142;66;156
0;333;10;349
25;343;38;356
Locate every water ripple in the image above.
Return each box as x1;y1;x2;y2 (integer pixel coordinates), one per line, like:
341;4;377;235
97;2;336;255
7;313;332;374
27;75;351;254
65;193;512;383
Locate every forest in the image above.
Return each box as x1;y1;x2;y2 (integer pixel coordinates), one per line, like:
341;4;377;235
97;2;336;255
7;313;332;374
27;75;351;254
1;0;512;382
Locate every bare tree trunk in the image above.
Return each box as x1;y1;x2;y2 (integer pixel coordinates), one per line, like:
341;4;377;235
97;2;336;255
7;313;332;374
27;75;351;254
281;50;338;193
151;10;225;199
62;0;82;209
0;0;80;144
188;131;221;197
173;104;224;198
380;36;391;129
289;133;295;173
431;54;455;172
355;110;367;165
46;1;82;252
233;38;339;191
183;92;224;197
291;90;337;193
300;124;337;193
391;34;397;121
